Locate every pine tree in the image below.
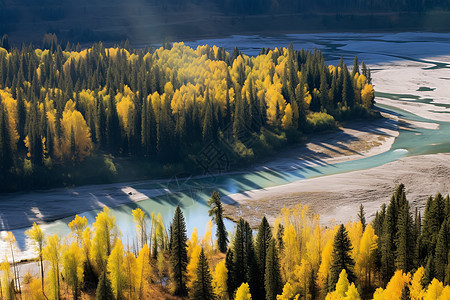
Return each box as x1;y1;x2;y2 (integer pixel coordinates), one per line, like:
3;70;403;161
96;271;114;300
424;255;435;286
169;205;188;296
341;65;354;109
395;200;415;273
191;248;215;300
421;193;446;261
208;191;229;253
255;216;272;300
232;218;258;296
352;56;359;77
380;184;407;283
226;249;236;299
358;204;366;231
329;224;356;291
434;218;449;282
264;238;282;300
0;102;12;171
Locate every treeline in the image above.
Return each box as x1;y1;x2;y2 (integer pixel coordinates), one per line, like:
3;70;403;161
217;0;449;14
0;41;376;191
155;0;450;14
1;184;449;299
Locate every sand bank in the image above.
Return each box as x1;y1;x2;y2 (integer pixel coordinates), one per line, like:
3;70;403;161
223;153;450;228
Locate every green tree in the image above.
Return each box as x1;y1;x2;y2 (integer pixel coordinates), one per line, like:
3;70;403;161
169;205;189;296
395;199;415;273
208;190;229;253
255;216;272;299
191;248;216;300
329;224;356;291
264;238;282;300
0;103;13;170
358;204;366;231
434;218;449;283
226;249;236;299
96;271;114;300
423;255;435;286
232;218;258;296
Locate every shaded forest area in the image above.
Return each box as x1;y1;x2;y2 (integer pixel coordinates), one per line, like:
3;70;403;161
0;40;376;191
1;0;450;45
2;184;450;299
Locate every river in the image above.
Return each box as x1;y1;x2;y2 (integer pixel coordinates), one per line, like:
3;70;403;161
1;32;450;261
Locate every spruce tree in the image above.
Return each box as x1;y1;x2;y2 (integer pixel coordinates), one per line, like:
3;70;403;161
329;224;356;291
358;204;366;231
232;218;258;296
381;184;407;283
255;216;272;300
424;255;435;286
225;249;236;299
0;104;13;170
169;205;188;296
96;271;114;300
207;191;229;253
352;56;359;77
191;248;215;300
434;218;449;282
264;238;283;300
395;200;415;273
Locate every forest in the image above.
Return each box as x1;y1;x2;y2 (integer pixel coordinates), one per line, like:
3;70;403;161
0;39;376;191
0;184;448;299
169;0;450;14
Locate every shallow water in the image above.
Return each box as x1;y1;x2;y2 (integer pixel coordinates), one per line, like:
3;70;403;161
3;32;450;260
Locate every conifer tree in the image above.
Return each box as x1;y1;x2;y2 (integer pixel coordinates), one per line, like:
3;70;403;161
0;103;13;170
264;238;283;300
96;271;114;300
424;255;435;286
358;204;366;231
191;248;215;300
169;205;189;296
208;191;229;253
329;224;356;291
380;184;407;283
421;193;446;261
226;249;236;299
395;200;415;273
434;218;449;283
255;216;272;299
232;218;258;296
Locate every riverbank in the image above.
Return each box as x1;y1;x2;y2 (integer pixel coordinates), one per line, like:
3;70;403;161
0;115;398;231
223;153;450;227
